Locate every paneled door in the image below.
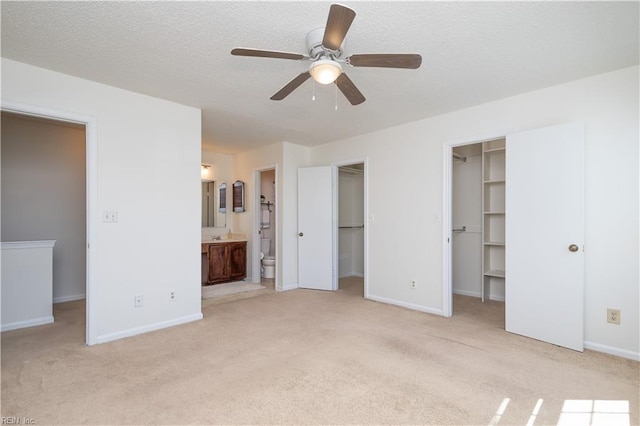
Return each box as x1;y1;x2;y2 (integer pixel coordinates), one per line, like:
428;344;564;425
506;122;585;351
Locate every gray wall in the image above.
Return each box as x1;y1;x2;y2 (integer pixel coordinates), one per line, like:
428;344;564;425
1;113;86;302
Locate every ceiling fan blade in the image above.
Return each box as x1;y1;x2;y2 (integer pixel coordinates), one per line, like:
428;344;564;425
231;48;306;60
335;73;365;105
322;4;356;51
348;54;422;69
270;72;311;101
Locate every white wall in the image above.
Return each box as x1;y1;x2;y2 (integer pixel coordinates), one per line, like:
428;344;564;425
233;142;281;284
1;114;86;303
310;66;639;359
234;142;309;290
280;143;311;289
228;143;282;289
451;154;484;299
2;59;203;343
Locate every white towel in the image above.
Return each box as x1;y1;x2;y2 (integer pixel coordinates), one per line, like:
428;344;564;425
261;209;270;228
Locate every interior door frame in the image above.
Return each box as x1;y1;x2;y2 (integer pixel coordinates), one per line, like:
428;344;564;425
442;131;509;317
2;100;98;346
252;164;278;288
331;158;369;297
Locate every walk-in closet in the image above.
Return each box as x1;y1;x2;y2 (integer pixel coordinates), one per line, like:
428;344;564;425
452;138;506;313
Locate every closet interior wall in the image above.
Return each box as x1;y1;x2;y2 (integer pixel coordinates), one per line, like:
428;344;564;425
338;166;364;279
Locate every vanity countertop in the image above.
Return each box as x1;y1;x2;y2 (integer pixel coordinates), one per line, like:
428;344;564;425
201;233;248;244
202;238;246;244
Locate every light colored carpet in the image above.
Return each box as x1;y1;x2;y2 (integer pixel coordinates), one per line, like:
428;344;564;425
201;281;265;299
1;277;638;425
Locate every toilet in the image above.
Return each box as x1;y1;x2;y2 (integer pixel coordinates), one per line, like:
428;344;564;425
260;238;275;279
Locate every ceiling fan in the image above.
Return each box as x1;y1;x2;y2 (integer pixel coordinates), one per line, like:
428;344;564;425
231;3;422;106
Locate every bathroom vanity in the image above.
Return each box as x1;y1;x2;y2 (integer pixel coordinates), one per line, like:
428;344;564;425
201;240;246;285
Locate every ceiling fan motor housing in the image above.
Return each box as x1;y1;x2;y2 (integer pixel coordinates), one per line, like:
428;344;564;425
306;27;343;59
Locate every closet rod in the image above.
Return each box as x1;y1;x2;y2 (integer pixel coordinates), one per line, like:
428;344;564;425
452;226;467;232
339;225;365;229
452;152;467;162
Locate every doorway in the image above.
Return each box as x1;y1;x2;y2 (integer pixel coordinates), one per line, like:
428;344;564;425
1;102;97;345
255;167;277;290
450;141;505;325
1;111;88;342
297;161;368;294
337;162;365;296
444;123;585;351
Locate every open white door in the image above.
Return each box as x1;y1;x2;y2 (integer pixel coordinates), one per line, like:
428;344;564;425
506;122;585;351
298;166;334;290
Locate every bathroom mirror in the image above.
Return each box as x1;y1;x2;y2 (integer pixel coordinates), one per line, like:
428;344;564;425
201;181;227;228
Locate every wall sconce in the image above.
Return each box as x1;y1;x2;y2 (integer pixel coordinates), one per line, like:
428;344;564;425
201;164;213;182
233;180;245;212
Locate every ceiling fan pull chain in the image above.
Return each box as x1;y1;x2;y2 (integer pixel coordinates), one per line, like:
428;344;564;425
312;79;316;101
335;84;338;110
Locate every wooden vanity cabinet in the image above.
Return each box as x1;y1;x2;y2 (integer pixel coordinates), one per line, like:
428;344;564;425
203;241;247;285
227;242;247;281
207;244;228;283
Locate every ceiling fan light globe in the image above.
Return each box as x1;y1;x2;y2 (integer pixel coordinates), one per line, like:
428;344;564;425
310;59;342;84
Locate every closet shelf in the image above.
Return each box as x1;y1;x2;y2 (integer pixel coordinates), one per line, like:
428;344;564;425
481;138;506;303
484;269;505;278
484;147;506;153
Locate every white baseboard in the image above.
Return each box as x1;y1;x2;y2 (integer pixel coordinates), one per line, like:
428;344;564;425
95;313;203;345
452;289;504;302
338;272;364;279
279;283;298;292
584;341;640;362
2;315;54;332
366;294;443;317
53;294;86;304
453;289;481;298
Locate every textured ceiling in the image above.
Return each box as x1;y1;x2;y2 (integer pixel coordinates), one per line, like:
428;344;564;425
2;1;638;153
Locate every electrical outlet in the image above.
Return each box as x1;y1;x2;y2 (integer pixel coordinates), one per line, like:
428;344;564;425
607;308;620;325
134;295;143;308
103;210;118;223
169;290;176;302
410;280;417;289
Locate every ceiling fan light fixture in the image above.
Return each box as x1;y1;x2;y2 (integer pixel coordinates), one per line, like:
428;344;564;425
309;59;342;84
